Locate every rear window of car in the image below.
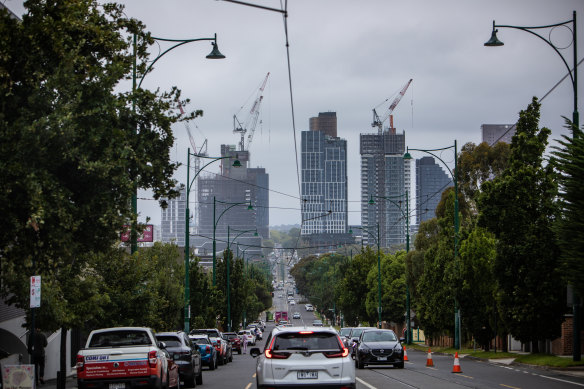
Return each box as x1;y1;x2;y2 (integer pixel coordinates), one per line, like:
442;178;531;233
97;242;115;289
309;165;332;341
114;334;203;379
273;332;341;351
361;331;397;342
340;328;352;337
191;337;210;345
88;330;152;347
350;329;365;338
155;336;182;347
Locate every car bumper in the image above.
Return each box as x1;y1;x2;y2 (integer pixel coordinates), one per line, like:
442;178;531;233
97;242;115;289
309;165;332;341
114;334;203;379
78;376;162;389
358;351;403;365
258;383;355;389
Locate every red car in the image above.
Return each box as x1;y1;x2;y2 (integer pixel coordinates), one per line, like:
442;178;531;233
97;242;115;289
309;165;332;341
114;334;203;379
223;332;242;354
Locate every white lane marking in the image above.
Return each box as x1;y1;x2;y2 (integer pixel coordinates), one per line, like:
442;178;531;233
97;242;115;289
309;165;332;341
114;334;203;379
356;377;377;389
538;374;584;387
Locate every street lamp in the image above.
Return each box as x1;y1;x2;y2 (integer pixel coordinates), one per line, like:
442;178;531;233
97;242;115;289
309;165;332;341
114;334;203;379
485;12;578;132
485;13;580;361
349;224;382;329
368;192;411;344
225;227;258;331
184;149;239;332
131;33;225;254
213;197;254;286
404;141;459;348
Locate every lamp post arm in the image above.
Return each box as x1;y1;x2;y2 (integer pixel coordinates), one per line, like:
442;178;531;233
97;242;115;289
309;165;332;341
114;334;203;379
407;147;455;178
187;155;231;192
494;22;575;87
215;201;250;227
137;36;217;89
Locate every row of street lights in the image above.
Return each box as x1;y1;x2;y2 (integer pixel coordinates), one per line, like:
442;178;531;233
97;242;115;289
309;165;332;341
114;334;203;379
129;10;578;358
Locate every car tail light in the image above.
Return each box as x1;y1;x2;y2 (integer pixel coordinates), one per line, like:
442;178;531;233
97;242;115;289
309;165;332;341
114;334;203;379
76;355;85;371
264;336;290;359
299;331;313;334
205;346;211;353
324;347;350;358
148;350;158;367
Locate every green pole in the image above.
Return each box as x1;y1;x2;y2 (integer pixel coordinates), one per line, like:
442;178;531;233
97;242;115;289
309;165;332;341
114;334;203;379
454;140;460;349
227;226;231;331
213;197;217;286
377;223;382;329
184;149;191;332
131;33;138;255
405;191;411;344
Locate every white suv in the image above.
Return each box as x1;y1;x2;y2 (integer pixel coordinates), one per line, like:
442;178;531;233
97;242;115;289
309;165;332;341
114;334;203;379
249;326;355;389
305;304;314;311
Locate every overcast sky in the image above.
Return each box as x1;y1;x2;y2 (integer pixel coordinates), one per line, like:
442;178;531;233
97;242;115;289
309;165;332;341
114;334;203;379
5;0;583;227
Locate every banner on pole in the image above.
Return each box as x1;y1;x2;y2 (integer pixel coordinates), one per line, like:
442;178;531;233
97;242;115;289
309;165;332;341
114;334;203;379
30;276;41;308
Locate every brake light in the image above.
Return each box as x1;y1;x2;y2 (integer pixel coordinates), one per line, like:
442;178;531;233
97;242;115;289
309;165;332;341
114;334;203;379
76;355;85;371
148;350;158;367
299;331;313;334
264;349;290;359
324;347;349;358
205;346;210;353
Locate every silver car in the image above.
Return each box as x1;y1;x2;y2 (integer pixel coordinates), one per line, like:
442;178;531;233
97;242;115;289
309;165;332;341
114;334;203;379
250;326;356;389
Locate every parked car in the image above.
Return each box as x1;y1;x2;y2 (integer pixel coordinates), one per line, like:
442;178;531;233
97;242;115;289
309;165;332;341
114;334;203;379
249;326;355;388
160;348;180;389
312;319;323;327
305;304;314;311
189;334;218;370
355;329;404;369
155;331;203;387
247;324;262;340
238;330;255;346
223;332;242;354
339;327;354;348
190;329;230;365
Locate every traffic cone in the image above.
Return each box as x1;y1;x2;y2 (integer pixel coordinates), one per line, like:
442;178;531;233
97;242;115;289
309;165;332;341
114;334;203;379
426;348;434;367
452;352;462;373
403;346;409;362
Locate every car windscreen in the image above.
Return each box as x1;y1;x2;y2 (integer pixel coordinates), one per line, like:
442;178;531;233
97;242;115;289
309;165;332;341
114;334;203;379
155;336;182;347
350;329;365;338
191;338;210;345
361;331;397;342
273;332;341;351
340;328;352;337
88;330;152;347
191;330;220;337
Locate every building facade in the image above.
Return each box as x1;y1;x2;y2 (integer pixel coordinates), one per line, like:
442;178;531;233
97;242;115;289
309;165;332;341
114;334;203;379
309;111;338;138
360;128;410;248
481;124;516;145
415;156;451;225
194;146;267;259
161;186;186;246
300;113;350;251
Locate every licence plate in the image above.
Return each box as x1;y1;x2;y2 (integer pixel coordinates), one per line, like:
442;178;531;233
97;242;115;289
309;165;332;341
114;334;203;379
109;384;125;389
297;371;318;379
378;357;387;361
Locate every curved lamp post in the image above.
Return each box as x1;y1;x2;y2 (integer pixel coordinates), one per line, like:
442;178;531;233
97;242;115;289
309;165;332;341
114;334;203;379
368;192;411;344
485;12;578;132
225;227;258;331
184;149;239;332
213;198;253;286
404;141;459;348
349;224;382;329
485;13;580;361
131;33;225;255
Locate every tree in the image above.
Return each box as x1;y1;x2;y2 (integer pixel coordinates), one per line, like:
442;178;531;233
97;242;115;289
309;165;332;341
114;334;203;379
0;0;191;376
477;98;563;351
365;251;406;325
552;121;584;298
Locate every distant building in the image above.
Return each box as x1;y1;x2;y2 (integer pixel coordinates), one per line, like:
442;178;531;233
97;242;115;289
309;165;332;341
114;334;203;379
360;128;410;248
309;112;337;138
481;124;516;145
161;186;186;246
194;146;267;259
301;113;352;251
415;156;451;225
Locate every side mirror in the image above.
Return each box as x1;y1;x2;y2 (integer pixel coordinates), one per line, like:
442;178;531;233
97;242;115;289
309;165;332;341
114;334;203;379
399;337;406;343
249;348;261;358
158;341;167;349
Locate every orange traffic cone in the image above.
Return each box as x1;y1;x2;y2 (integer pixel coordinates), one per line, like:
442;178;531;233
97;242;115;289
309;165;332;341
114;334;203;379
452;352;462;373
426;348;434;367
403;346;409;362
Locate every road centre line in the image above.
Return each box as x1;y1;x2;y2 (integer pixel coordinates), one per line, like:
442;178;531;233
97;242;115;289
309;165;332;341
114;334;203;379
500;384;521;389
356;377;377;389
538;374;584;387
244;383;252;389
459;374;474;379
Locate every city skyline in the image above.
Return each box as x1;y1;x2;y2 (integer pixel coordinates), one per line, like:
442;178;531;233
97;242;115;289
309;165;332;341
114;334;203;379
5;0;581;227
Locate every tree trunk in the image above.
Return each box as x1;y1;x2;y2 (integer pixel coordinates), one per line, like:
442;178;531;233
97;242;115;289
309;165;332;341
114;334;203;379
531;340;539;353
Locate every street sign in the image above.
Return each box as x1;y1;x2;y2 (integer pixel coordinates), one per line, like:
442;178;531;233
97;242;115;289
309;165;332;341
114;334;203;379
30;276;41;308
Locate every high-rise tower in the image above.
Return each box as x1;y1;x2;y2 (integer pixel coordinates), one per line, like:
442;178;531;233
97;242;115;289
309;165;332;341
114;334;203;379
161;185;186;246
415;156;451;225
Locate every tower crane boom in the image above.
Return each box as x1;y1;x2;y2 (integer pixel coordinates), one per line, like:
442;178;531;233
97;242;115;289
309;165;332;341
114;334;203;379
233;72;270;151
371;78;413;134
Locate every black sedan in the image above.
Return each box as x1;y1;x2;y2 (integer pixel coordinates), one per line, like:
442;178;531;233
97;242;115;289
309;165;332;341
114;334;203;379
355;329;404;369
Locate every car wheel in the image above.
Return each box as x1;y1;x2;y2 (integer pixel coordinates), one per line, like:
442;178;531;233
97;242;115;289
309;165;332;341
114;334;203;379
357;357;364;369
229;352;233;363
209;356;216;371
395;361;405;369
238;349;242;355
186;372;196;388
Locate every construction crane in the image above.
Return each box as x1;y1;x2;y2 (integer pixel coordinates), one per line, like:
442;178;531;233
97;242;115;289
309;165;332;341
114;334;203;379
372;78;413;134
233;72;270;151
